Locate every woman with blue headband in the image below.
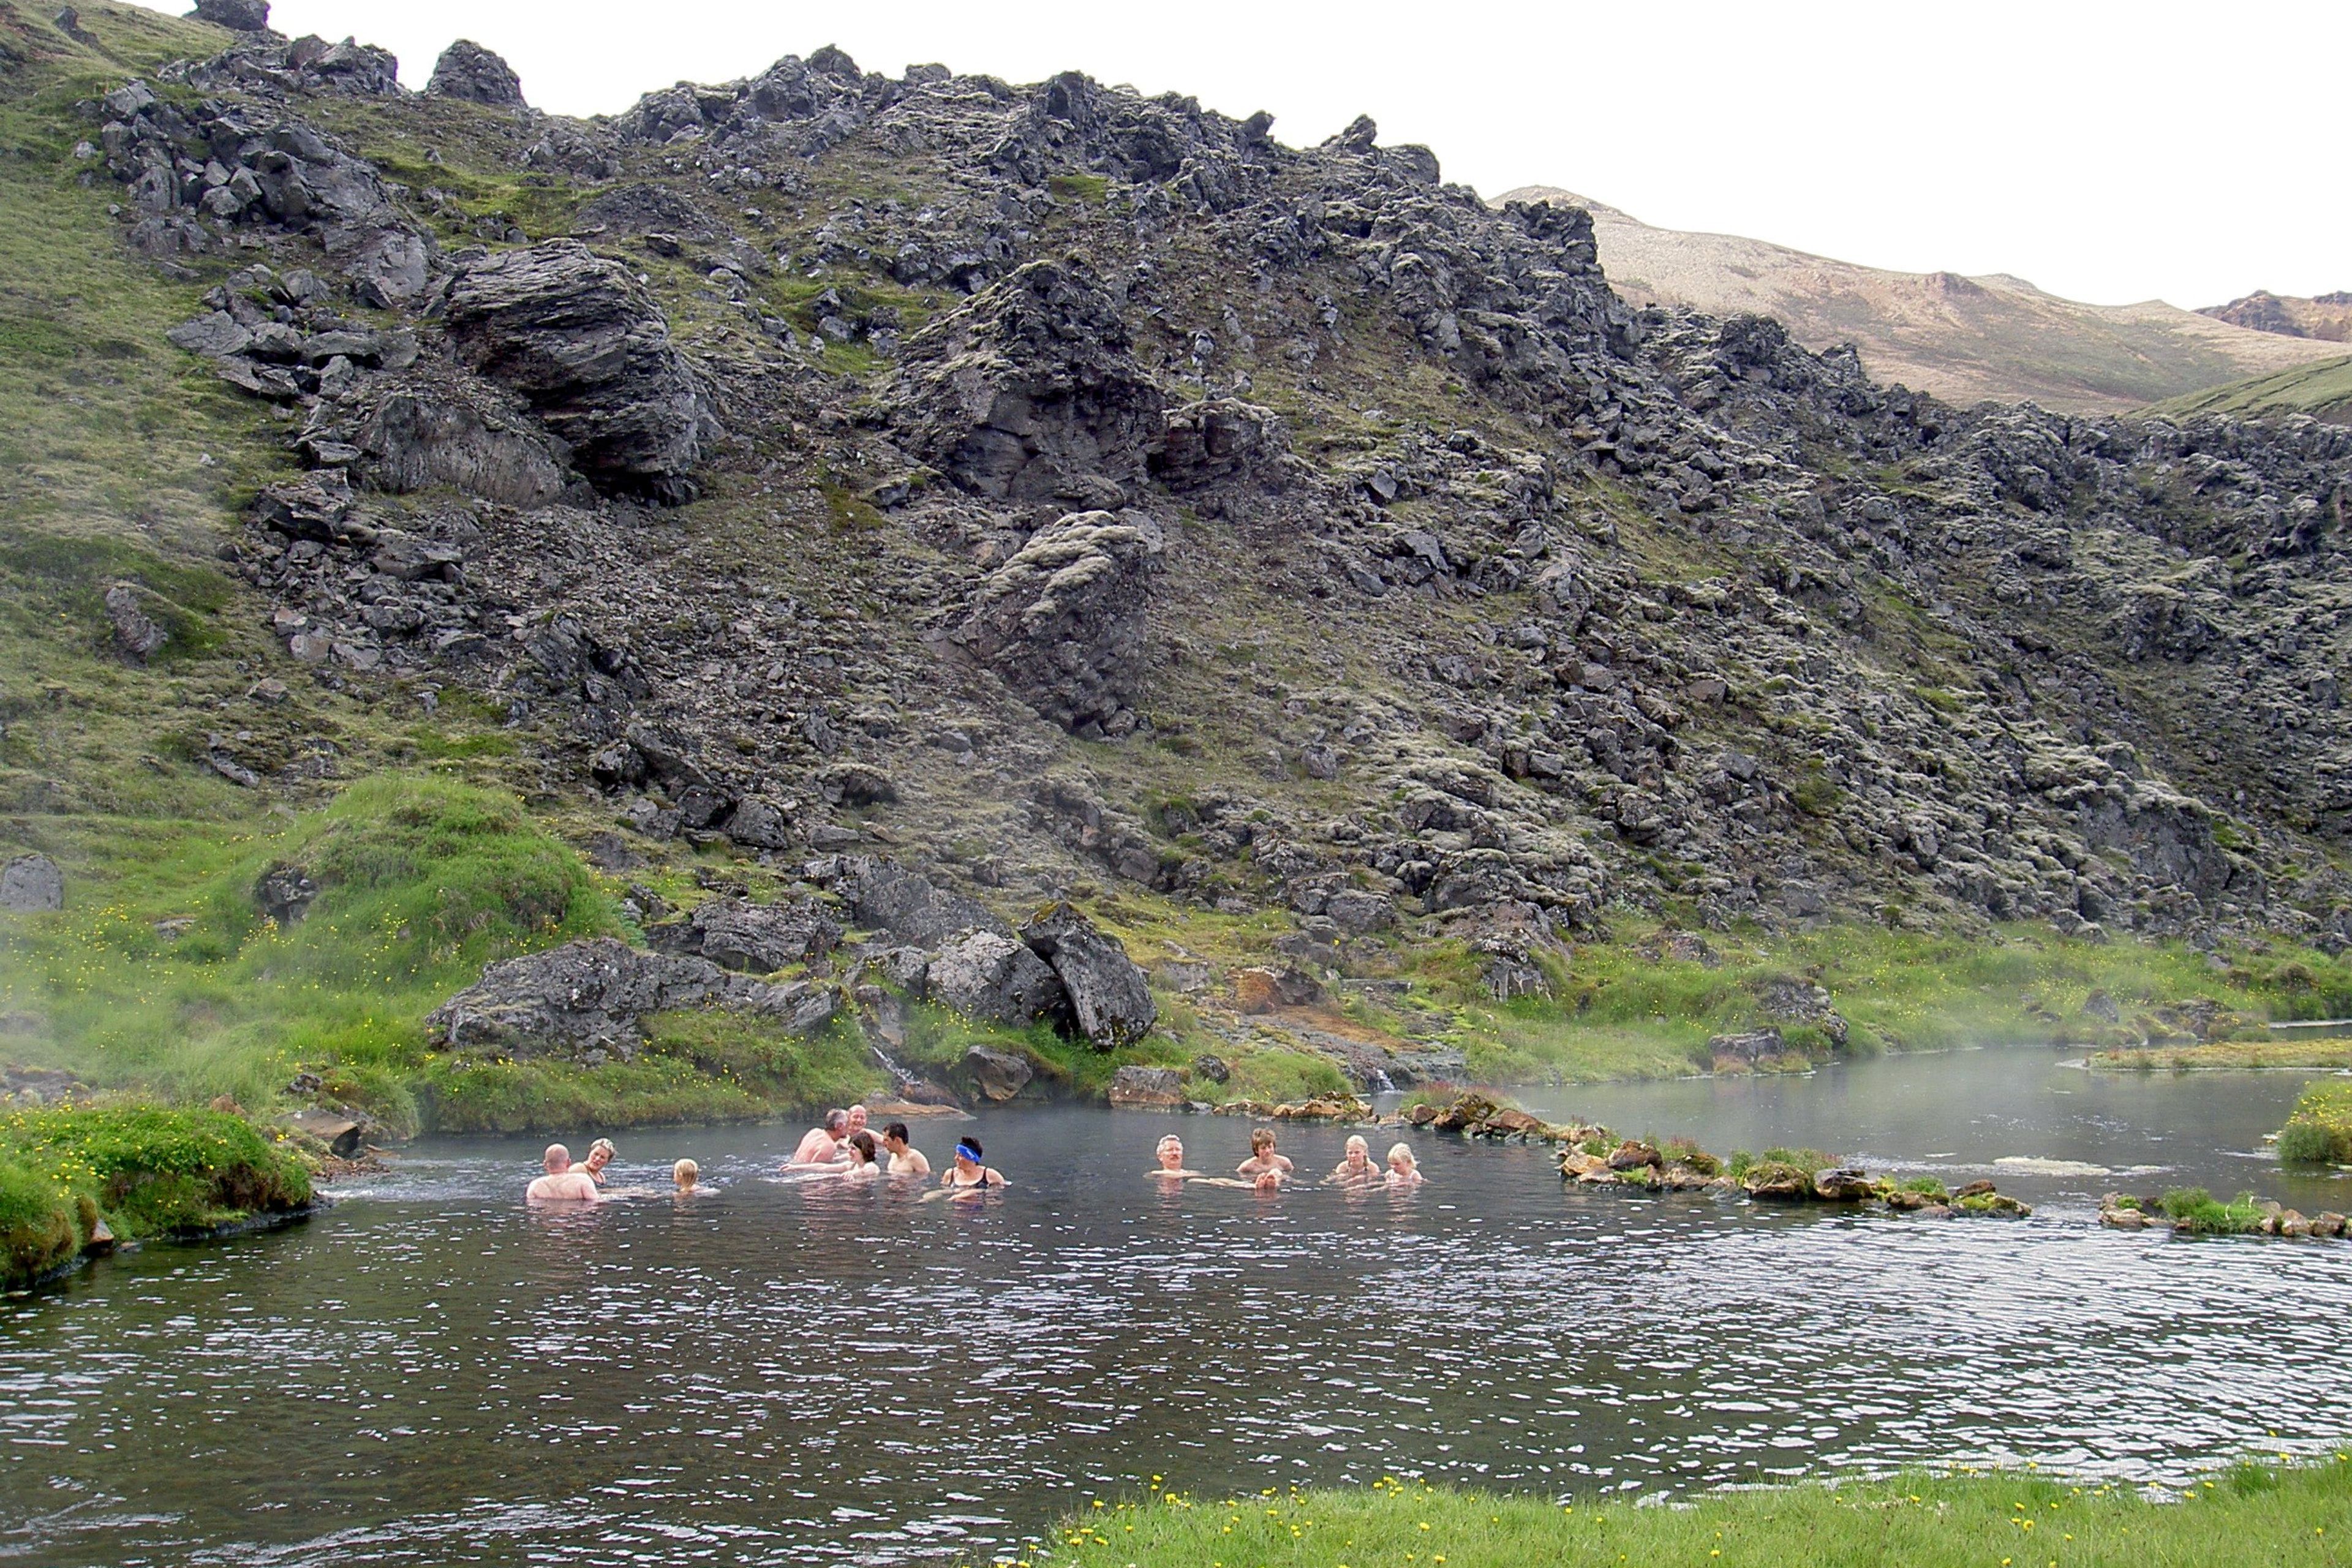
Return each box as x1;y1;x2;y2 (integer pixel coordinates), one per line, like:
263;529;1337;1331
939;1136;1008;1194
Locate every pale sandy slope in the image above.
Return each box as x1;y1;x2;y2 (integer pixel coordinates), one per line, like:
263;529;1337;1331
1502;186;2348;412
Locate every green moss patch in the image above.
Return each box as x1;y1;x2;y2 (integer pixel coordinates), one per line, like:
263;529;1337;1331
0;1103;312;1289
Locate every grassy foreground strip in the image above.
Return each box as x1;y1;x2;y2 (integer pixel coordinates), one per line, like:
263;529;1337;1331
1039;1461;2352;1568
0;1104;312;1290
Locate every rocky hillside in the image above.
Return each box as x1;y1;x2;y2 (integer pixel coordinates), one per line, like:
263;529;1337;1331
1501;186;2348;413
6;2;2352;1116
2201;290;2352;344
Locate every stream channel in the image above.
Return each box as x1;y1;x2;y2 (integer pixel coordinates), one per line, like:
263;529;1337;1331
4;1047;2350;1565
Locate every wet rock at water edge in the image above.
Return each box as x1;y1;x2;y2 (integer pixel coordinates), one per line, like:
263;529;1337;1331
0;854;64;913
1107;1065;1185;1107
957;1043;1033;1102
1812;1167;1874;1201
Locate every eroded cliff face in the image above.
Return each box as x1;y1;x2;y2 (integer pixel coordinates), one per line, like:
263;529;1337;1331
56;8;2352;963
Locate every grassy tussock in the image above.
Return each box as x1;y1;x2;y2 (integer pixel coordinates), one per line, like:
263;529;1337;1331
1042;1458;2352;1568
2276;1082;2352;1165
0;1102;312;1289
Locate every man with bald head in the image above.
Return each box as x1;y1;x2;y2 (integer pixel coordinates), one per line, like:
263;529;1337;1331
526;1144;600;1202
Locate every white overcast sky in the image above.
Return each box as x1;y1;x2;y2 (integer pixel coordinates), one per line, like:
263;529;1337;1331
137;0;2347;310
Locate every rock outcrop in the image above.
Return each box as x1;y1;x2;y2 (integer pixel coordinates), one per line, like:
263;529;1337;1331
927;929;1066;1027
444;241;714;502
1020;902;1156;1048
56;20;2352;1117
424;937;836;1060
190;0;271;32
427;41;525;107
954;510;1163;736
648;898;842;973
892;260;1165;503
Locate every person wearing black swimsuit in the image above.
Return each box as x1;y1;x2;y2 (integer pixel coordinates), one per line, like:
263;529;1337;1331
940;1137;1008;1193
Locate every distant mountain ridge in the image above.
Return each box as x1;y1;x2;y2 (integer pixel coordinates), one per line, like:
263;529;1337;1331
1500;186;2348;413
2199;290;2352;344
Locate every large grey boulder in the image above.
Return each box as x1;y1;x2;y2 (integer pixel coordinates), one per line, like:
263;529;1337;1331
647;898;840;973
954;510;1163;737
1107;1065;1184;1107
848;865;1010;944
1020;902;1156;1049
0;855;64;913
424;937;838;1065
928;930;1066;1027
891;260;1165;503
427;41;525;107
959;1044;1033;1102
445;241;715;503
426;938;748;1057
330;369;571;506
190;0;271;31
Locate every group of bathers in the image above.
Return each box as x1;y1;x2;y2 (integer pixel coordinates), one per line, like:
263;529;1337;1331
527;1108;1425;1204
1150;1127;1424;1190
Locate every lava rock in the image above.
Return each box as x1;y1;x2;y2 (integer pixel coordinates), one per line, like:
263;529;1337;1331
958;1043;1033;1102
426;937;775;1058
954;510;1163;737
848;865;1010;944
1107;1065;1185;1107
891;260;1166;503
445;240;715;503
254;864;317;925
648;897;840;973
1020;902;1156;1048
102;582;168;660
928;929;1066;1027
427;40;525;107
190;0;271;31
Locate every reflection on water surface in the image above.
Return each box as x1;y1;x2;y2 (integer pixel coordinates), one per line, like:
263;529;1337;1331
3;1049;2349;1565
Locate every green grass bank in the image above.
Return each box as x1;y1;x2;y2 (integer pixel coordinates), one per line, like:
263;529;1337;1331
0;1102;312;1290
1042;1457;2352;1568
2278;1081;2352;1165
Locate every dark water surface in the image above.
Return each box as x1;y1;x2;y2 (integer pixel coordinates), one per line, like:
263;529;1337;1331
4;1049;2350;1566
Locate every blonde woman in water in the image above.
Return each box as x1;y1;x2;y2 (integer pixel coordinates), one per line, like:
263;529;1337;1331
1325;1134;1378;1185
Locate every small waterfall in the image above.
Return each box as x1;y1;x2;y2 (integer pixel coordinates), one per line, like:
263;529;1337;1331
868;1039;920;1090
1365;1068;1396;1093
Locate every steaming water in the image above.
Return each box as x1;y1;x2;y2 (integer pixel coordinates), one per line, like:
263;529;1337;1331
4;1049;2349;1565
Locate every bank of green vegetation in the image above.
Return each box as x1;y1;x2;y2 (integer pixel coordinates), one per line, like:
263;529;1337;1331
0;1103;312;1290
1334;916;2352;1087
2;774;617;1131
2278;1080;2352;1165
1042;1457;2352;1568
15;767;2352;1133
